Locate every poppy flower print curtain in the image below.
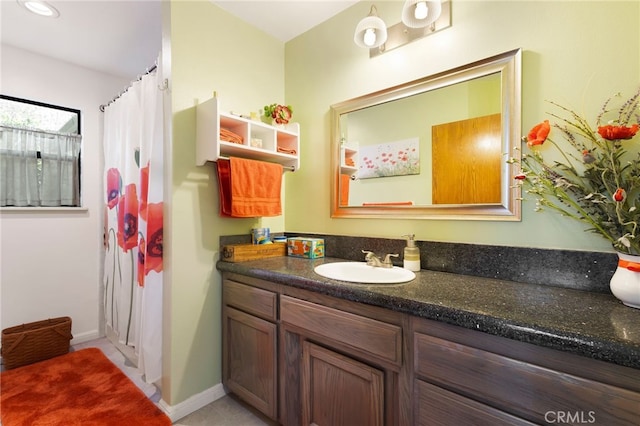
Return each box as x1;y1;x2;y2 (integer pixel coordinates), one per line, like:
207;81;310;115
103;64;164;384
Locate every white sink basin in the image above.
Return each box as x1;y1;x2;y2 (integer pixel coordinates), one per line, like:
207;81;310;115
314;262;416;284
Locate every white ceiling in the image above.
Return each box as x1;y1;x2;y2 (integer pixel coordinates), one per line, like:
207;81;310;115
0;0;357;80
212;1;358;42
1;0;163;79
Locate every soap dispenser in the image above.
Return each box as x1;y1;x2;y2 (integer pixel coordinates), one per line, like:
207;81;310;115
403;234;421;272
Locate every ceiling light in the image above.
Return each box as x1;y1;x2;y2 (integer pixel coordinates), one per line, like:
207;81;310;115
17;0;60;18
353;5;387;49
401;0;442;28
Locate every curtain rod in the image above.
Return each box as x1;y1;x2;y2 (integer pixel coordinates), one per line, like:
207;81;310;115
0;125;82;139
99;64;158;112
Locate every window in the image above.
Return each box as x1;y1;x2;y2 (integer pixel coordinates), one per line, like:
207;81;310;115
0;95;82;207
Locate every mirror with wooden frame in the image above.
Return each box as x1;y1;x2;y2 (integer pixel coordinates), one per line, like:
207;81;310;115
330;49;522;220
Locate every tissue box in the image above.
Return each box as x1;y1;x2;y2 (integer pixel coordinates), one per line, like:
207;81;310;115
287;237;325;259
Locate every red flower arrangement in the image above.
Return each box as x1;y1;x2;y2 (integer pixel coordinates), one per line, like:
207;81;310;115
264;103;293;124
526;120;551;147
598;123;639;140
511;88;640;254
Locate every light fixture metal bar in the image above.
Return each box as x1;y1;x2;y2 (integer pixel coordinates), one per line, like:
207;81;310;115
370;0;451;58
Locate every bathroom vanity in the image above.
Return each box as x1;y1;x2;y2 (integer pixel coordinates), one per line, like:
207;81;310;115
218;257;640;426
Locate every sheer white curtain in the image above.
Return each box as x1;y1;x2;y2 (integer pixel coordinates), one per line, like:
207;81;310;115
103;63;164;384
0;126;81;207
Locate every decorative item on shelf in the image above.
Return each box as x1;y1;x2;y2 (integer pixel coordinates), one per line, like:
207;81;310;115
510;88;640;308
263;103;293;126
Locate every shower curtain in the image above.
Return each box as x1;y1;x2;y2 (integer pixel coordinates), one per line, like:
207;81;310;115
102;64;164;384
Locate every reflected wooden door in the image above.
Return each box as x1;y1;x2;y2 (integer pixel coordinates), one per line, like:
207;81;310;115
432;113;502;204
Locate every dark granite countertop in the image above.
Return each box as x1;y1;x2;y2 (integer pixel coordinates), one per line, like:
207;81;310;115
217;256;640;370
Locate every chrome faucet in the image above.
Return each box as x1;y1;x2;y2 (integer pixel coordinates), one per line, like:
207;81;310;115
361;250;398;268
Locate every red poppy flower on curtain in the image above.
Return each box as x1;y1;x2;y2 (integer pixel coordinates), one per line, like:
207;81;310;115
102;61;165;384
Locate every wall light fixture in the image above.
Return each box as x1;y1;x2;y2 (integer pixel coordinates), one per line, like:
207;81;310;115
354;0;451;58
401;0;442;28
353;5;388;49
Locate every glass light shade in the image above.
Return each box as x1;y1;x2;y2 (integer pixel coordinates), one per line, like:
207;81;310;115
401;0;442;28
354;15;387;48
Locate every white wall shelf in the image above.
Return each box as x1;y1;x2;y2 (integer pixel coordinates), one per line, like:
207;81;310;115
196;96;300;171
340;145;358;176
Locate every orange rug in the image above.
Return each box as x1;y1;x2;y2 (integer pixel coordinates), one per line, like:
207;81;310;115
0;347;171;426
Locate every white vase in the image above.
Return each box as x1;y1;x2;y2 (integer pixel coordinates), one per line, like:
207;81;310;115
610;252;640;309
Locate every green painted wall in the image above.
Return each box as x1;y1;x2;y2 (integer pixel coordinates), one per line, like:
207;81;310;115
164;0;640;408
284;0;639;251
166;0;285;405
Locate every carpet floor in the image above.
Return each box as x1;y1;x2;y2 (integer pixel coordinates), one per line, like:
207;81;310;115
0;347;171;426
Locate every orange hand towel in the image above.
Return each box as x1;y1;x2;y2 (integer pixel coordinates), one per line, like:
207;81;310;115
229;157;283;217
277;146;297;155
220;128;244;144
340;174;350;205
216;159;232;217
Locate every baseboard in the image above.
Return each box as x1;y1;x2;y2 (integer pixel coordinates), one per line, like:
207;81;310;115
70;330;102;345
158;383;226;423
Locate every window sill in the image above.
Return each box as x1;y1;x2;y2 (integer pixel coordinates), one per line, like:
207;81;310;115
0;207;89;213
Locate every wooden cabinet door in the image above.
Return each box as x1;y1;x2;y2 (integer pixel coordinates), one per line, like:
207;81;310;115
223;305;277;419
301;341;384;426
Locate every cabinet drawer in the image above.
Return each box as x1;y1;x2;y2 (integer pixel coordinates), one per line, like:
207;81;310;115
414;332;640;425
415;379;535;426
224;279;277;321
281;296;402;365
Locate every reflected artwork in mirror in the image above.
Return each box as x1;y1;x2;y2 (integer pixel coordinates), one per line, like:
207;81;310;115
330;49;522;220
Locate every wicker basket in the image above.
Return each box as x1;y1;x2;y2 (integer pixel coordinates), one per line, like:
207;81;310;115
1;317;73;369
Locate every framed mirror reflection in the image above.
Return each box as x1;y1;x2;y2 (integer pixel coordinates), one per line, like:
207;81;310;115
330;49;522;220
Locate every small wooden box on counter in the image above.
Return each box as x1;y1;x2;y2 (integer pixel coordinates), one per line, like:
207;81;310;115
222;243;287;262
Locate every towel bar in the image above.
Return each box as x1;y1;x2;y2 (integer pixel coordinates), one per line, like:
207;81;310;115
215;157;295;172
